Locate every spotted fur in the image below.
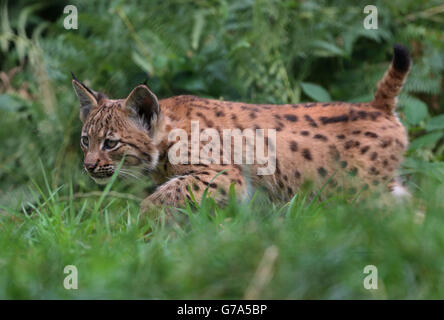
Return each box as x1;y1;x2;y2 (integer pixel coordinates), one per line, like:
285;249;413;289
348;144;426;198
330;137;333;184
73;44;411;213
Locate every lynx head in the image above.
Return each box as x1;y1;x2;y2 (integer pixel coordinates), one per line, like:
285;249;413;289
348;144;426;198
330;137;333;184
72;76;160;184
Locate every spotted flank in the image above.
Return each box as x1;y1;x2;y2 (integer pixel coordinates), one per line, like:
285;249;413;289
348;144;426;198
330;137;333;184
73;44;411;213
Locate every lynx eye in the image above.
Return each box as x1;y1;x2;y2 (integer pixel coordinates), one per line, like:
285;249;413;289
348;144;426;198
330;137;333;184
103;139;119;150
81;136;89;147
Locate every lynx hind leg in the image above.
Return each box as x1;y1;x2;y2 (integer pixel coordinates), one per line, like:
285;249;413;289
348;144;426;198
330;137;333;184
141;166;247;216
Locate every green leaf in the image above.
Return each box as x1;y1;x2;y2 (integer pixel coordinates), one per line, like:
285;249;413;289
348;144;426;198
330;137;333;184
426;115;444;131
191;11;205;50
312;40;347;57
131;51;153;75
401;96;429;125
409;131;443;151
300;82;331;102
348;94;373;103
402;158;444;181
0;2;13;52
176;77;206;92
0;94;25;112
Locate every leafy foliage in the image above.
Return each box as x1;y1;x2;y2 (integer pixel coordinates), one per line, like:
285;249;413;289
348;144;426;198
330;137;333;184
0;0;443;299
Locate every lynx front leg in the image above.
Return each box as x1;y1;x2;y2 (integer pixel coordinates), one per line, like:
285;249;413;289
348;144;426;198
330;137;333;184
140;168;247;215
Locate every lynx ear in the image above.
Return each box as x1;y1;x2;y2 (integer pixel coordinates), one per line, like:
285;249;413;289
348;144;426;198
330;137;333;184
124;85;160;129
72;77;98;122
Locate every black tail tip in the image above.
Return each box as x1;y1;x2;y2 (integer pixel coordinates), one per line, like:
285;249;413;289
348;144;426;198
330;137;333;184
393;44;410;72
71;71;78;81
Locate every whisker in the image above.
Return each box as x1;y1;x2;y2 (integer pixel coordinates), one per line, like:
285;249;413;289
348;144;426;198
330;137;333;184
118;169;143;181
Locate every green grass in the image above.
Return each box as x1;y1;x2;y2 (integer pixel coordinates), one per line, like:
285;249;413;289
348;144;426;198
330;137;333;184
1;169;443;299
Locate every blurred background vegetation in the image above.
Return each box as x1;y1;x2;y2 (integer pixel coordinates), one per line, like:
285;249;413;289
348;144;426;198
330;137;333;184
0;0;443;299
1;0;443;205
1;0;443;206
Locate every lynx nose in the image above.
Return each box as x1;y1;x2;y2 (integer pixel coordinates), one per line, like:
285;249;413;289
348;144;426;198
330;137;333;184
84;161;97;172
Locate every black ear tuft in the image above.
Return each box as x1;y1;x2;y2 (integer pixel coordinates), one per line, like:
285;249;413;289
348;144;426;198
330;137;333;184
72;79;98;122
70;73;97;98
393;44;410;72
